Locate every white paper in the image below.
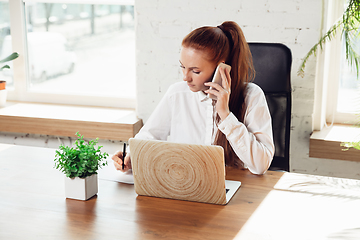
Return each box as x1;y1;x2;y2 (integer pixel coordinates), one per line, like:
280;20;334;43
98;161;134;184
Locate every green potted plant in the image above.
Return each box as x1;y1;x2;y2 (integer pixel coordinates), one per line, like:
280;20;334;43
54;132;109;200
0;52;19;107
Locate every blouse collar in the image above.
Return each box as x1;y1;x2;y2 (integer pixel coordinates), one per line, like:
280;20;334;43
197;90;210;102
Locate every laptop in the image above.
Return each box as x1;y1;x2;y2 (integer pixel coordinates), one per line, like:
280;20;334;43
129;138;241;205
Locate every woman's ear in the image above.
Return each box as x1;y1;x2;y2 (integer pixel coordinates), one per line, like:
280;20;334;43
216;60;226;66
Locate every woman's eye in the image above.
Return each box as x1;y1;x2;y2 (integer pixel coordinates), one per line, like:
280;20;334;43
180;65;185;69
193;71;200;74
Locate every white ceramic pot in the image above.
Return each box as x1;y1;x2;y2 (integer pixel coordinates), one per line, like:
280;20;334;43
0;89;7;108
64;174;98;200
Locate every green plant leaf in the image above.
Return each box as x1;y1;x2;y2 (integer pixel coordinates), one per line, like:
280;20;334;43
0;52;19;64
299;0;360;77
0;65;10;70
53;132;108;178
341;141;360;151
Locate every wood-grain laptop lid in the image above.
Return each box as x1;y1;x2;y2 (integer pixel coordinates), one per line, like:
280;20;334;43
129;138;241;205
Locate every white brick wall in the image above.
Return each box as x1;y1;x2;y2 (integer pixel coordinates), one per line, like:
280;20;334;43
136;0;360;179
136;0;322;119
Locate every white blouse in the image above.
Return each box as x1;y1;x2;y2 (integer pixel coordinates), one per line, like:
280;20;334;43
135;81;274;175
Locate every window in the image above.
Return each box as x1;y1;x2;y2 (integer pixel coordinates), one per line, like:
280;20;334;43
337;38;360;114
325;0;360;125
1;0;135;108
0;2;12;89
313;0;359;130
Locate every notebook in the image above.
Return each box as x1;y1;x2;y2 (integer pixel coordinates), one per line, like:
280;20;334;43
129;138;241;205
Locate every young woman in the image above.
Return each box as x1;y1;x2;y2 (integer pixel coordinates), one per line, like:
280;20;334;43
112;21;274;175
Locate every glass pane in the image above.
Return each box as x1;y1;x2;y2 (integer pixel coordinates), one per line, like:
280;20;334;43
338;38;360;113
24;3;135;98
0;2;14;90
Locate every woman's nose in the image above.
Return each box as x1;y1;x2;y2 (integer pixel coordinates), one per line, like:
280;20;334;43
183;71;191;82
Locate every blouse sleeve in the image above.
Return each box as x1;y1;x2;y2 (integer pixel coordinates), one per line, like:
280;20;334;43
134;88;172;141
217;84;275;175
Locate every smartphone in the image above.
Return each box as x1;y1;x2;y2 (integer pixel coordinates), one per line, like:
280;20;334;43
208;62;232;100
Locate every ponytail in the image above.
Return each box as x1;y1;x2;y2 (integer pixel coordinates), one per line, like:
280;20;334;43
182;21;255;168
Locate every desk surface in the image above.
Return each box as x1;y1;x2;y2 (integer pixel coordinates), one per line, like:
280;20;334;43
1;144;360;240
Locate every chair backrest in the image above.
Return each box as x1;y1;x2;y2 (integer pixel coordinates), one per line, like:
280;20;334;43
248;43;292;172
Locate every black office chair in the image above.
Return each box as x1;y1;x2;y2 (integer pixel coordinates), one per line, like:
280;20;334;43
248;43;292;172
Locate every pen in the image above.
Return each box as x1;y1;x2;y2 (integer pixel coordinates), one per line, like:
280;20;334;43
122;142;126;170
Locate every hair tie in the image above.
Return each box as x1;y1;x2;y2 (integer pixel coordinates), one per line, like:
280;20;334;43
217;25;225;32
217;25;233;52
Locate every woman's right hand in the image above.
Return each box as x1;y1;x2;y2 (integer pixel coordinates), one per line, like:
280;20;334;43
112;151;132;172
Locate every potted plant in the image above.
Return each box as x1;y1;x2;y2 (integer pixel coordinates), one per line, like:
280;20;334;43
54;132;109;200
0;52;19;107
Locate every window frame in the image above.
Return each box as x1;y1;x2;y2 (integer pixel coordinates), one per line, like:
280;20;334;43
313;0;359;131
6;0;135;109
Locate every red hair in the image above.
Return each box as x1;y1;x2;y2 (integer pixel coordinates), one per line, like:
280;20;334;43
182;21;255;167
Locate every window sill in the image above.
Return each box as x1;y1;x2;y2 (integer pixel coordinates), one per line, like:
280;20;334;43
310;124;360;162
0;101;143;141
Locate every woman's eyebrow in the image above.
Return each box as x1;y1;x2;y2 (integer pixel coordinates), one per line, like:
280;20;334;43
179;60;200;69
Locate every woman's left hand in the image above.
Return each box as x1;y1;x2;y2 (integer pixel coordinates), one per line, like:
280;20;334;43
205;67;231;121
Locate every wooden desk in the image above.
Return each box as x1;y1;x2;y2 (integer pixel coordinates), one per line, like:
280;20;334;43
1;144;360;239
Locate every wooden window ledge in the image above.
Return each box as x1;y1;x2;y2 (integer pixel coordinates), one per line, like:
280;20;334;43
310;124;360;162
0;101;143;141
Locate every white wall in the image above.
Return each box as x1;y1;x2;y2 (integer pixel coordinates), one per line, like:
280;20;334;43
135;0;360;179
